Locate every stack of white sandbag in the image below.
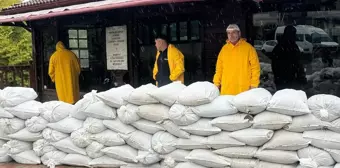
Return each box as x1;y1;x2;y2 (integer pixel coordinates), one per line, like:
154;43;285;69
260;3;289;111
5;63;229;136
4;82;340;168
0;87;42;165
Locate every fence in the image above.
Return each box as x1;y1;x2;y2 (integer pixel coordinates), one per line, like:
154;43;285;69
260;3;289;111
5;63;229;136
0;65;34;89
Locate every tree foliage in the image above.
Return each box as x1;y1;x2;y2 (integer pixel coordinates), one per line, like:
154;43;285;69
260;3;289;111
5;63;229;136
0;0;32;66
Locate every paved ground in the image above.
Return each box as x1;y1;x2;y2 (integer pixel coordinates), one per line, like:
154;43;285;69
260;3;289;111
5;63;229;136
0;163;85;168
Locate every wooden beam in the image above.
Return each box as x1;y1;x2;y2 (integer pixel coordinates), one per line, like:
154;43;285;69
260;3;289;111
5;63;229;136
0;22;31;32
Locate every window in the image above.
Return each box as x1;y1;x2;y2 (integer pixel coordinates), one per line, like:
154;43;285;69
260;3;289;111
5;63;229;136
191;20;200;40
68;29;89;68
139;20;200;44
252;0;340;97
180;22;188;40
170;23;177;41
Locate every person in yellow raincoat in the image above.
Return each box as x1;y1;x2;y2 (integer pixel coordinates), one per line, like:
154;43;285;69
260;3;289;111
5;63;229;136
153;34;185;87
213;24;260;95
48;41;81;104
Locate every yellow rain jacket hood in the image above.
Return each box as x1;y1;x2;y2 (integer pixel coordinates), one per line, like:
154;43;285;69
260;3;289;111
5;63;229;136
213;38;260;95
153;44;185;84
48;41;81;104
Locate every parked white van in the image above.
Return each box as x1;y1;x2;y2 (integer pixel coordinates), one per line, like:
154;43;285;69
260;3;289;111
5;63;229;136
274;25;339;57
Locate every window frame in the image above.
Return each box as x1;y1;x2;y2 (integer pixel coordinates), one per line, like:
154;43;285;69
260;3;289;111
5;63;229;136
67;29;90;69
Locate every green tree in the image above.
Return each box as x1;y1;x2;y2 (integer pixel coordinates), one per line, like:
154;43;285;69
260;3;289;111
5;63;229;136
0;0;32;66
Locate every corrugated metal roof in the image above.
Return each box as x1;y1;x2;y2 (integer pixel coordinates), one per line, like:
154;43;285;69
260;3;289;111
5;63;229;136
0;0;203;24
4;0;58;10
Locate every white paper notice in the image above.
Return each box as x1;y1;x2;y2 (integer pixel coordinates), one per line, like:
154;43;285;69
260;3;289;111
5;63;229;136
106;25;128;70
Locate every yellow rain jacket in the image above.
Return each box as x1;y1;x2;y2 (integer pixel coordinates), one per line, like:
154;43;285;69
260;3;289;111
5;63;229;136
153;44;185;84
48;41;81;104
213;39;260;95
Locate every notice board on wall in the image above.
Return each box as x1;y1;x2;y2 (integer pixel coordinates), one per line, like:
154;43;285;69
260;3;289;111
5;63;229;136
106;25;128;70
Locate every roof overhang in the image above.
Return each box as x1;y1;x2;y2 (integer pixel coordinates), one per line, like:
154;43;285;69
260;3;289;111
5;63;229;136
0;0;203;24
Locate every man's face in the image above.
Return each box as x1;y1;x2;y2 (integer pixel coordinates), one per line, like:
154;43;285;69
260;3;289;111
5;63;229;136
155;39;164;51
227;30;241;44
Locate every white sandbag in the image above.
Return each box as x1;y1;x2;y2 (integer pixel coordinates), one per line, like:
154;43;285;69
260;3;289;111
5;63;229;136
7;128;42;141
118;104;140;124
180;118;221;136
70;128;93;148
0;107;14;118
298;158;318;168
284;114;330;132
52;137;87;155
61;154;91;167
178;82;219;106
256;161;297;168
303;130;340;150
255;150;299;164
39;101;73;123
83;117;106;134
169;104;200;126
0;139;6;147
298;146;335;166
41;151;67;168
101;145;138;163
42;128;68;142
160;157;176;168
229;128;273;146
0;118;25;134
160;120;190;138
96;84;134;108
252;111;292;130
213;146;258;159
0;129;8;141
121;163;161;168
328;118;340;133
324;148;340;162
33;139;56;157
83;101;116;120
3;140;32;155
5;100;42;120
205;131;245;149
90;129;125;146
263;130;310;150
10;150;41;164
192;95;238;118
103;119;136;135
185;149;230;167
119;130;152;151
175;162;207;168
336;163;340;168
90;155;128;167
25;116;48;133
137;104;170;122
210;113;253;131
175;135;208;150
86;141;104;159
267;89;310;116
0;148;12;163
233;88;272;114
0;87;38;107
151;131;177;154
148;81;186;106
131;119;165;134
136;150;162;165
308;94;340;122
47;117;83;134
229;158;259;168
124;84;159;105
72;96;95;120
160;149;190;162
